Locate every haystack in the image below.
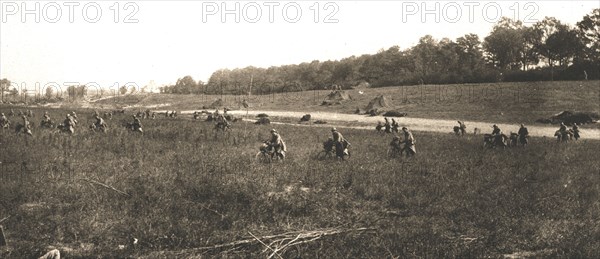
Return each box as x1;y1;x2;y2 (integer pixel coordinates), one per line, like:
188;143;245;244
536;111;599;125
365;95;390;114
321;90;351;106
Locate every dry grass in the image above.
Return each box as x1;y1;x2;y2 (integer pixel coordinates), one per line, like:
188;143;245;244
0;106;599;258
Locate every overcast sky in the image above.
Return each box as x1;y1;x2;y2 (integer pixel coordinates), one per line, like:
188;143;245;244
0;1;598;91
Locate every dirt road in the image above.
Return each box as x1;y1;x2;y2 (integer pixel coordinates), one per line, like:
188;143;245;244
171;109;600;140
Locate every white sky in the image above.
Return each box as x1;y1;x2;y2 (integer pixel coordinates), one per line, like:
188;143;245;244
0;1;598;91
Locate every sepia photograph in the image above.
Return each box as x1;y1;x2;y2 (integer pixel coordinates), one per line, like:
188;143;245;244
0;0;599;258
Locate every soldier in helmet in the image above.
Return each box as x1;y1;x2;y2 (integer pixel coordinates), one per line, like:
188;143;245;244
268;129;285;155
384;117;391;133
131;115;143;133
401;127;416;157
572;123;580;140
93;114;107;132
62;114;75;134
20;115;33;135
389;135;402;154
0;112;10;128
331;127;350;158
518;124;529;146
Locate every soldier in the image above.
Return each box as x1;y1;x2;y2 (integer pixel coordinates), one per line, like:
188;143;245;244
93;114;107;132
268;129;285;156
62;114;75;134
572;123;580;140
491;124;507;147
131;115;143;133
331;128;350;158
70;111;79;126
391;118;399;133
27;109;34;117
517;124;529;146
401;127;416;157
151;112;156;119
41;111;52;128
20;115;33;135
43;111;51;122
384;117;391;133
376;121;383;132
0;113;9;128
193;111;200;120
9;109;15;116
559;122;567;133
389;135;402;154
457;121;467;136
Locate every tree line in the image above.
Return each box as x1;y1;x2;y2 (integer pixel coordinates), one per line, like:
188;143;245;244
158;10;597;95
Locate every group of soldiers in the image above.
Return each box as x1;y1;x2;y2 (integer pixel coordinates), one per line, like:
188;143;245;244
0;109;145;135
376;117;400;133
458;120;581;148
263;125;417;160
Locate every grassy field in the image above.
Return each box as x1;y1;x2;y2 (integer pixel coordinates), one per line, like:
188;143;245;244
87;80;600;128
0;107;599;258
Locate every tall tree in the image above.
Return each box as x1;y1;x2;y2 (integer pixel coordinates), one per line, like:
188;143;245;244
483;18;525;70
576;9;600;62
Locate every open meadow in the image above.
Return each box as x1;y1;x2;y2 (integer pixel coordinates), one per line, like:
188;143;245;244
1;107;599;258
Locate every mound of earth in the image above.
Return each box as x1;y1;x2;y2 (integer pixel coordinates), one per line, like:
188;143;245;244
321;90;351;106
536;111;599;125
365;95;389;115
255;117;271;124
257;113;269;118
300;114;311;122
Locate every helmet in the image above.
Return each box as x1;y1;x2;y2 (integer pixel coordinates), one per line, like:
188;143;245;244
402;127;408;131
270;129;277;133
493;124;498;128
331;127;337;132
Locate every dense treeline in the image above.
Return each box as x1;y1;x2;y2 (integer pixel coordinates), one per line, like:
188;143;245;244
170;10;597;94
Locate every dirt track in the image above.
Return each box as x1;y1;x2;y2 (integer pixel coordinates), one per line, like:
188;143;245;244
172;109;600;140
